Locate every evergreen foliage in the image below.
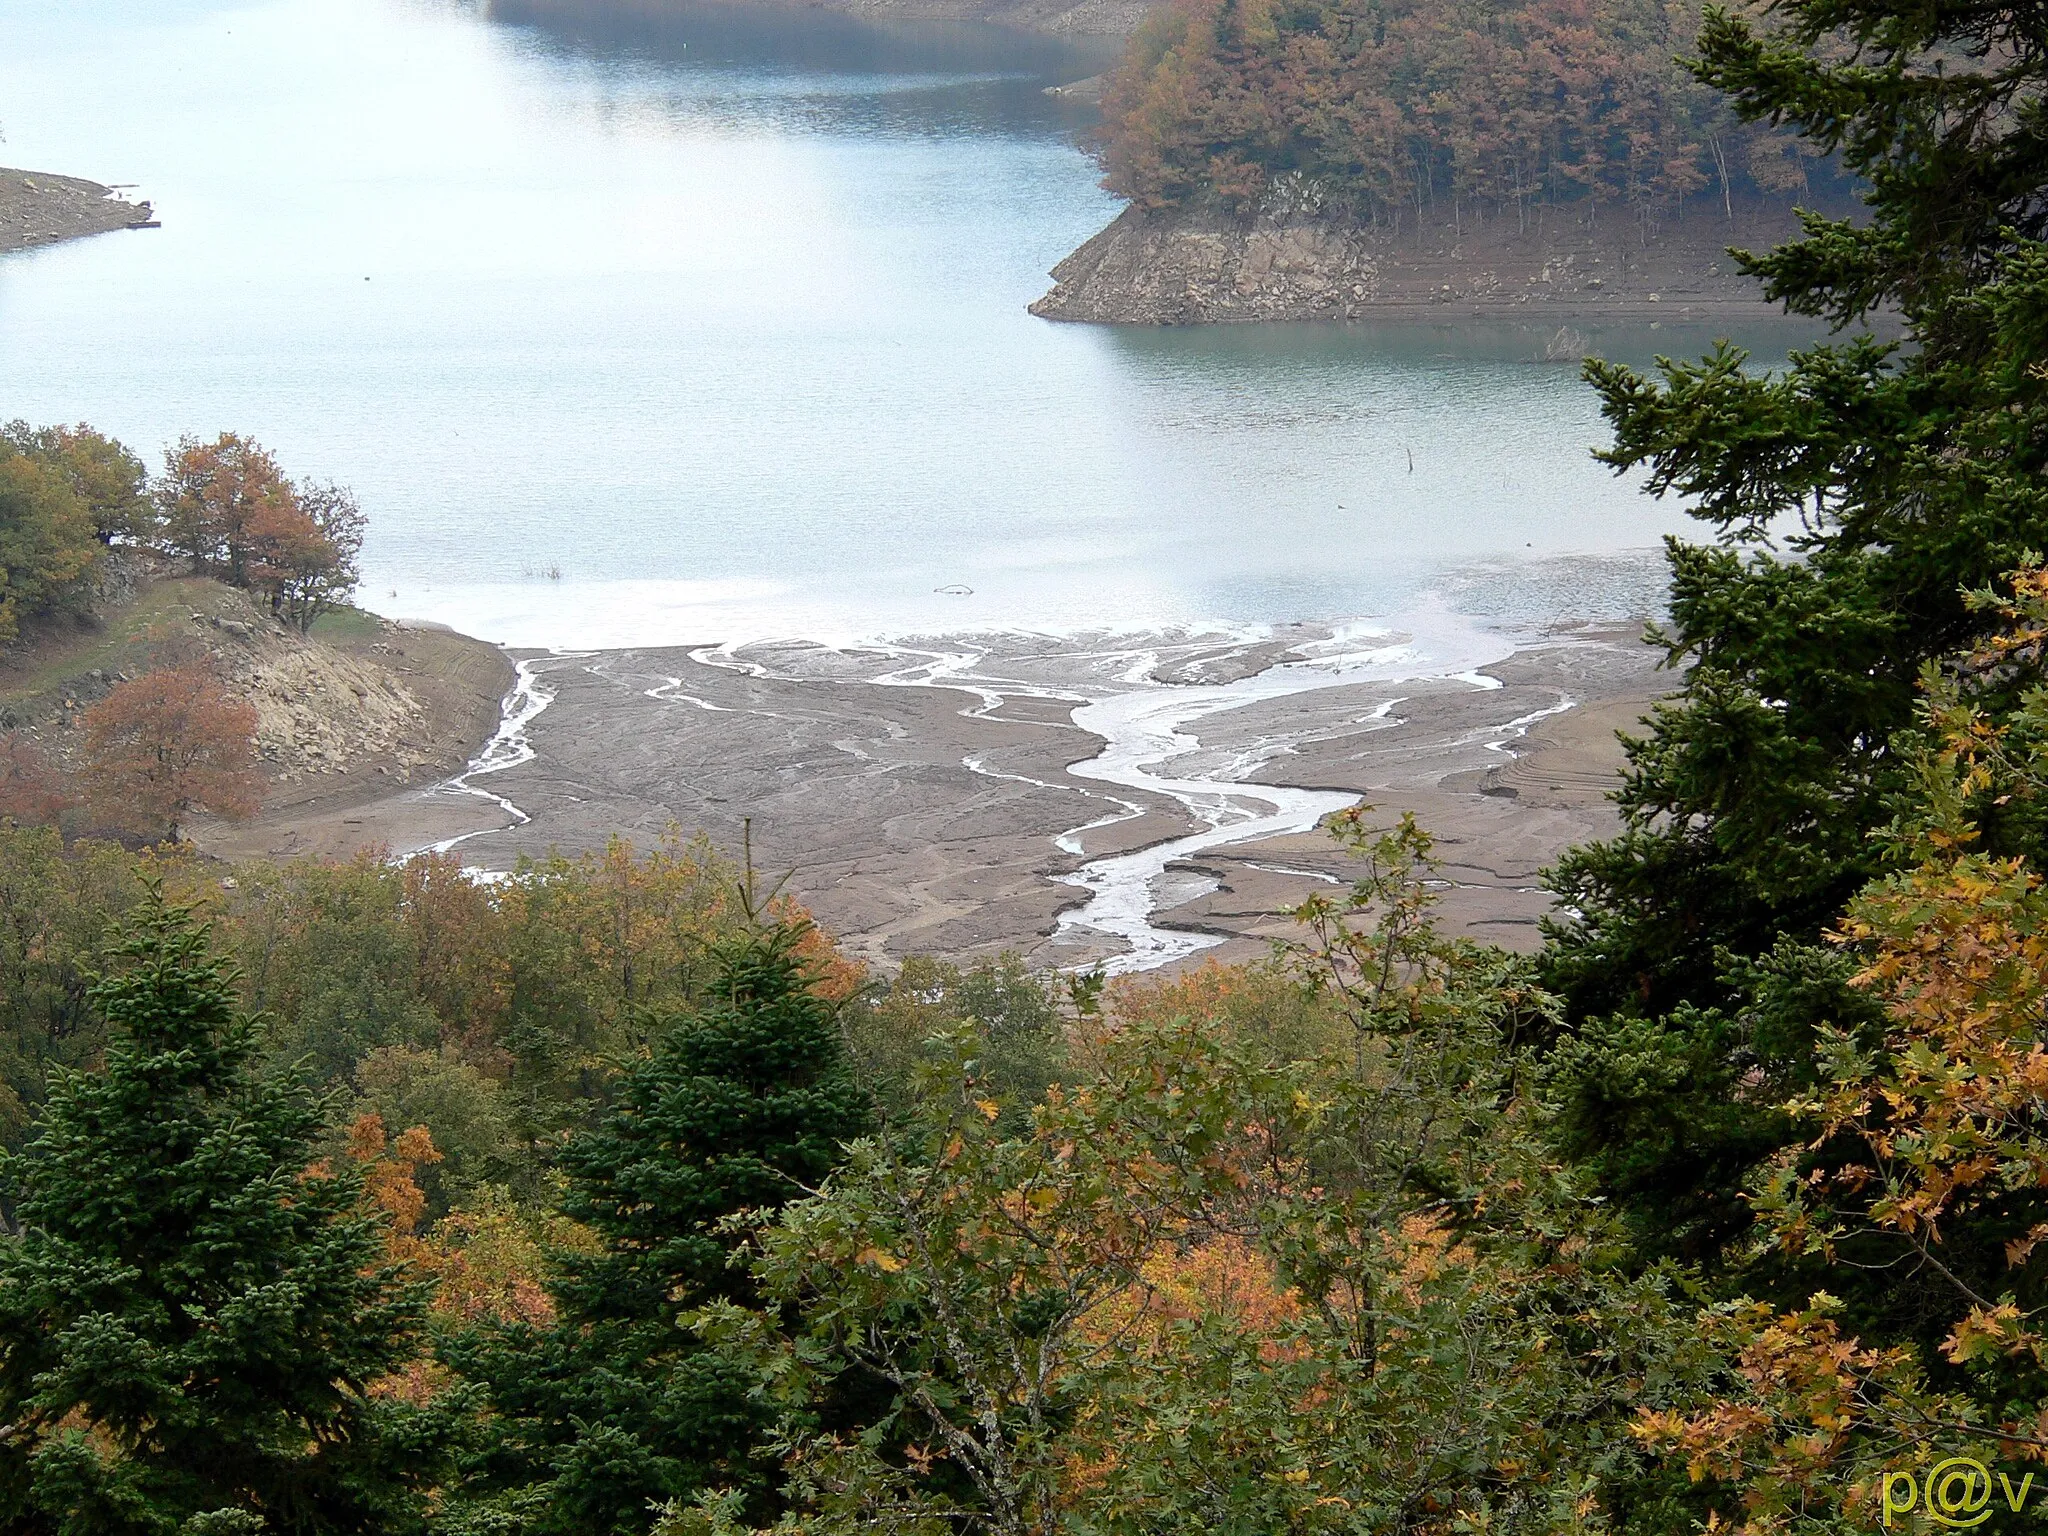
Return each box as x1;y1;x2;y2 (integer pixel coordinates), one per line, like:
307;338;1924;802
444;919;872;1535
1538;0;2048;1262
0;891;431;1535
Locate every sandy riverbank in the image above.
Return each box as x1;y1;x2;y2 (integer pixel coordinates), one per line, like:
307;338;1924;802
223;620;1663;972
0;168;155;255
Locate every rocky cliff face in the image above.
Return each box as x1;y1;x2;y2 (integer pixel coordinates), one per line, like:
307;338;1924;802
1031;195;1813;324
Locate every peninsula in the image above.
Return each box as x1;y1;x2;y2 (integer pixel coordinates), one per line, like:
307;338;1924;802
0;168;155;255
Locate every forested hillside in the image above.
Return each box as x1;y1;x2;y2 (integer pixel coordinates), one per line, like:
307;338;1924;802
1098;0;1828;223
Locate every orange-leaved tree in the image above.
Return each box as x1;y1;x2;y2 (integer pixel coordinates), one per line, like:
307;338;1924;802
248;478;365;633
0;733;75;829
155;432;294;586
155;433;364;627
1099;0;1745;220
81;662;261;842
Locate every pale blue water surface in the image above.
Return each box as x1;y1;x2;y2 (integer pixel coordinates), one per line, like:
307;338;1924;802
0;0;1804;646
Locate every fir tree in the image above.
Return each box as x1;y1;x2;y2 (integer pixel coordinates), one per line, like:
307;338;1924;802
446;918;873;1535
1541;0;2048;1262
0;890;431;1535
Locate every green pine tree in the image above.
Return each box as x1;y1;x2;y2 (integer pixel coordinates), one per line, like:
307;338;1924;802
1540;0;2048;1263
0;889;433;1535
445;918;873;1536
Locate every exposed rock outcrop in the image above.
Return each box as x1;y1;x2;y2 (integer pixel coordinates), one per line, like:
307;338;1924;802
1031;193;1818;324
238;644;431;785
0;563;511;831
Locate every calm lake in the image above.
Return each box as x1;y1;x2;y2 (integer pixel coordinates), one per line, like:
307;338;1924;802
2;0;1803;647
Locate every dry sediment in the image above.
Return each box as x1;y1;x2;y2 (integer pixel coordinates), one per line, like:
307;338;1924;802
256;626;1664;971
0;167;155;256
1031;193;1815;325
188;615;513;860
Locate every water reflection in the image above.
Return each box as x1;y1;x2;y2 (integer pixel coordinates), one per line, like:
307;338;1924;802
485;0;1118;139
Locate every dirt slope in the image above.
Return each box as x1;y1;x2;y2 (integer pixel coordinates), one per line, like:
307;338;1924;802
0;559;510;844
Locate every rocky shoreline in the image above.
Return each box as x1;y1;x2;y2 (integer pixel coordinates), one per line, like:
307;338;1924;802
1032;194;1815;325
0;168;156;256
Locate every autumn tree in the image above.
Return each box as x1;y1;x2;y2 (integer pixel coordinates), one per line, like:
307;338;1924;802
0;892;434;1534
154;435;365;625
0;447;101;645
673;814;1708;1536
1628;570;2048;1533
154;432;292;586
81;662;261;842
842;952;1065;1127
0;734;74;830
252;478;364;633
1098;0;1782;224
2;421;153;545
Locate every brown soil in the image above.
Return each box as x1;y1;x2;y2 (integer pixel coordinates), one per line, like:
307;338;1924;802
0;168;156;256
1032;193;1830;325
0;560;510;854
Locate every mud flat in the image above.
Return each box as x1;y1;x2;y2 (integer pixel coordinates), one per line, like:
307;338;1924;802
284;617;1664;972
0;168;155;256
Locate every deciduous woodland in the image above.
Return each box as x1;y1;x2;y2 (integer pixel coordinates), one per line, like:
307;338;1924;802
6;0;2048;1533
1096;0;1832;224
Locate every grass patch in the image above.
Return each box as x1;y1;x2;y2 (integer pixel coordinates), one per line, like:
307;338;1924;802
309;606;384;642
0;577;242;706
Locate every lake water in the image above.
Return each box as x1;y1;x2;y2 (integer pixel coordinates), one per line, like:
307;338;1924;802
2;0;1798;648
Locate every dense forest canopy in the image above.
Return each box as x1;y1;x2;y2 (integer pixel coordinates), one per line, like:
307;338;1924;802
1099;0;1827;219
